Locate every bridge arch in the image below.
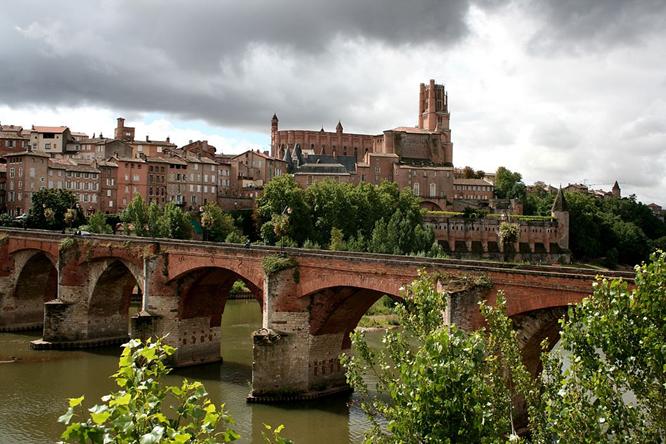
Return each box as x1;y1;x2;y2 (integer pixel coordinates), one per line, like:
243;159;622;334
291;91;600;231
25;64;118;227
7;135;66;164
172;266;263;366
5;250;58;329
86;259;141;341
512;306;568;376
177;266;262;324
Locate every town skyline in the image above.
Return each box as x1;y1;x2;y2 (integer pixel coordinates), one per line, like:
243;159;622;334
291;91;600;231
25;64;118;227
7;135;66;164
1;0;665;205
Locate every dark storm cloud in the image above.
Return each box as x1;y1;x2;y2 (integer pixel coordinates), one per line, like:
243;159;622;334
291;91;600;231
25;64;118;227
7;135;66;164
0;0;474;130
526;0;666;54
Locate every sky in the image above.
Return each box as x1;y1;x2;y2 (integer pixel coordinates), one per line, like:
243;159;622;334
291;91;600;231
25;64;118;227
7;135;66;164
1;0;665;205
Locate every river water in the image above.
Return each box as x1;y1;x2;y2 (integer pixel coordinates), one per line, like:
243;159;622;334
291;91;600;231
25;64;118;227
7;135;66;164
0;300;382;443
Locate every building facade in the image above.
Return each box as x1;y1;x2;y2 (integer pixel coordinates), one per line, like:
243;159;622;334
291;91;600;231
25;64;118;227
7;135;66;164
272;80;457;210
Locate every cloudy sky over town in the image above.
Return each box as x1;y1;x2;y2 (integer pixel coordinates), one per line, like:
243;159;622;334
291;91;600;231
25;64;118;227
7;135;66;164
1;0;665;204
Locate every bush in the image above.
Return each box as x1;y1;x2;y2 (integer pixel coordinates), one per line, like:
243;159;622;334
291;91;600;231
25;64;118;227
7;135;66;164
59;338;293;443
224;231;248;244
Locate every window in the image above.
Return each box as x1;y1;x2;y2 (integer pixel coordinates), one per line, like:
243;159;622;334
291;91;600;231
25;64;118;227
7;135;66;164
413;182;420;196
430;183;436;198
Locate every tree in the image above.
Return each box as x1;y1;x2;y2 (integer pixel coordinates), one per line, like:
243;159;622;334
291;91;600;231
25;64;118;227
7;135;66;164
495;167;525;200
28;188;82;230
342;272;536;443
256;175;311;245
59;338;293;444
121;194;150;236
84;212;112;234
537;250;666;442
329;227;347;251
158;203;192;240
200;203;235;242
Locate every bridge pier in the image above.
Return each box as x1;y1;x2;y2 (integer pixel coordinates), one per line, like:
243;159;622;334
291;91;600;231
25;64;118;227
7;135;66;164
249;266;350;402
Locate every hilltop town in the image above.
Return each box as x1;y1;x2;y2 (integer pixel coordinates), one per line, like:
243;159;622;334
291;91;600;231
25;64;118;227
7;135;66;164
0;81;661;264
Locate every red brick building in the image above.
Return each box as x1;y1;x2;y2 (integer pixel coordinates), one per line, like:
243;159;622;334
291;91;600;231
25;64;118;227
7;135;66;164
4;151;50;216
114;155;148;211
273;80;456;210
0;124;30;156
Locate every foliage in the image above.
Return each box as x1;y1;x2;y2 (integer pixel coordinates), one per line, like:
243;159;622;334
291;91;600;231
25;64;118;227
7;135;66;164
120;195;191;240
224;231;248;244
498;222;518;247
302;239;321;250
121;194;150;236
495;166;526;201
462;207;488;219
342;272;534;443
59;237;77;253
565;191;659;266
0;213;15;227
262;255;298;275
58;338;241;443
201;203;236;242
83;212;112;234
28;188;84;230
536;250;666;443
159;203;193;240
256;175;312;245
524;184;555;217
229;280;250;294
257;177;438;256
329;227;346;251
460;166;485;179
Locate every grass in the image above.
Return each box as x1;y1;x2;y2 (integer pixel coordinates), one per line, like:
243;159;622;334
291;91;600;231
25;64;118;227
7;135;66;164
358;296;400;329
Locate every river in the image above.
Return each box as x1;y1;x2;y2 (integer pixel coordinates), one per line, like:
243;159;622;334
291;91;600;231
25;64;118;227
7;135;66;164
0;300;382;443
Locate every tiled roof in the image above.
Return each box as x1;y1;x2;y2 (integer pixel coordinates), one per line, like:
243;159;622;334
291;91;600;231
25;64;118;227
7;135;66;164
390;126;433;134
32;126;68;133
1;150;50;158
453;178;494;186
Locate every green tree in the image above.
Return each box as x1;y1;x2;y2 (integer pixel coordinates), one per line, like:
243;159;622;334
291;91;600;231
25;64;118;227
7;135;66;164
537;250;666;442
84;212;112;234
495;167;525;200
329;227;347;251
158;203;192;240
342;272;535;443
121;194;150;236
256;175;311;245
200;203;235;242
28;188;81;230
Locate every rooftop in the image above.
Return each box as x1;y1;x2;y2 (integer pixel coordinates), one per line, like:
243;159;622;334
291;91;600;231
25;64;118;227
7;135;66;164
32;126;68;134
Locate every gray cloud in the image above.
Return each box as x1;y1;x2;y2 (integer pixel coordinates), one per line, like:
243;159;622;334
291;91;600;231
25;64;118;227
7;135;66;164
526;0;666;54
1;0;665;205
0;0;475;131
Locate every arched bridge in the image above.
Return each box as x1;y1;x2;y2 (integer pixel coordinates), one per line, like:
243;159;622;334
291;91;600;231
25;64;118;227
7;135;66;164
0;229;633;401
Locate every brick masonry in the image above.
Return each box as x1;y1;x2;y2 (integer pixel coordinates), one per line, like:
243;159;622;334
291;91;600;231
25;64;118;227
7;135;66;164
0;229;634;400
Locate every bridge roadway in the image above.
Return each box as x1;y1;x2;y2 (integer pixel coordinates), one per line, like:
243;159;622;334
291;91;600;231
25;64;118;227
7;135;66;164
0;228;633;401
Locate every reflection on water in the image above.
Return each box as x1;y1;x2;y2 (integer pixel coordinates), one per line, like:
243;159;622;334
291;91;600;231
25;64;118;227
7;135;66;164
0;300;381;443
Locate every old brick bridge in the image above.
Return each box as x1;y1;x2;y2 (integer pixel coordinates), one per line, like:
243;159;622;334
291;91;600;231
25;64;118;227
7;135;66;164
0;229;632;401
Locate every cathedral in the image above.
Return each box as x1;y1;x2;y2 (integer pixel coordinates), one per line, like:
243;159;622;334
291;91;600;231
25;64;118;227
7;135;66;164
270;79;455;210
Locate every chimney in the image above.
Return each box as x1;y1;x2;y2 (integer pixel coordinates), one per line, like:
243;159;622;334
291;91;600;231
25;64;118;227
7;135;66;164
189;140;193;144
263;150;269;156
146;135;150;142
166;136;170;143
117;117;125;129
99;132;103;139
